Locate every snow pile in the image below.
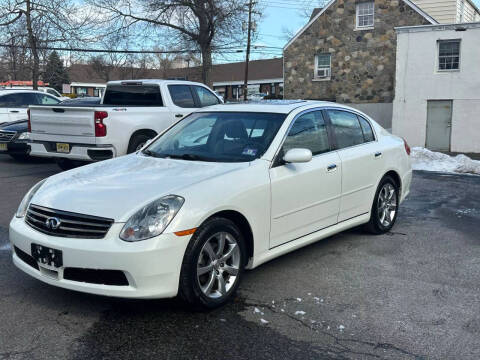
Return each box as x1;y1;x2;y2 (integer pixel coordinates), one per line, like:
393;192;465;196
411;147;480;175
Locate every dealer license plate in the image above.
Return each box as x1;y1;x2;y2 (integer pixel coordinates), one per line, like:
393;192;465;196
31;243;63;268
56;143;70;153
0;143;7;151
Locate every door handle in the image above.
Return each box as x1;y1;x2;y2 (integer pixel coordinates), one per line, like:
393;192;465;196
374;152;382;158
327;164;337;172
9;110;19;113
175;114;183;118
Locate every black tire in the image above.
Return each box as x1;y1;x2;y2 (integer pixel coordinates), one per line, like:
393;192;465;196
127;134;152;154
178;217;247;310
365;176;399;234
56;158;84;171
9;154;29;161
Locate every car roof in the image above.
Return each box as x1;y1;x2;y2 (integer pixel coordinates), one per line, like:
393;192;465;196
200;100;339;114
106;79;210;87
0;89;51;96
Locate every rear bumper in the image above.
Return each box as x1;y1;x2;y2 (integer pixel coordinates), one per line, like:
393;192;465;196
0;141;30;156
30;142;116;161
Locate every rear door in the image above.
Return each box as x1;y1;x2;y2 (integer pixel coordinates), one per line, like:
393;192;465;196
269;110;341;248
4;93;35;122
325;109;384;222
167;84;199;122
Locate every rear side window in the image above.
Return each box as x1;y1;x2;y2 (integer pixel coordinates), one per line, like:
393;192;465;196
168;85;196;108
327;110;364;149
47;89;60;97
103;85;163;106
358;115;375;142
283;111;330;156
193;86;219;107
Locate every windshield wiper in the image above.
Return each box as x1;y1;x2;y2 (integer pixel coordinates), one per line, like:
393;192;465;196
164;153;211;161
142;149;161;157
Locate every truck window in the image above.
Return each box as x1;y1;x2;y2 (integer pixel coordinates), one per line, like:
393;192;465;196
103;85;163;106
168;85;196;108
192;86;220;107
36;94;61;105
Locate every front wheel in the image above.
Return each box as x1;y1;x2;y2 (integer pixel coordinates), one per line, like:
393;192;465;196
365;176;399;234
178;217;246;310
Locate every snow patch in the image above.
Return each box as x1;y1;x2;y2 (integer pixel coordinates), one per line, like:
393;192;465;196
296;298;302;302
411;147;480;175
339;325;345;331
254;307;264;315
294;311;306;316
0;243;11;251
260;318;269;324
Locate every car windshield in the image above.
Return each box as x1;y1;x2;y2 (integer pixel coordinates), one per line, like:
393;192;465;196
144;112;287;162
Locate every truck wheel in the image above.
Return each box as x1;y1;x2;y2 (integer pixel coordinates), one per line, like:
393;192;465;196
56;159;84;171
127;134;152;154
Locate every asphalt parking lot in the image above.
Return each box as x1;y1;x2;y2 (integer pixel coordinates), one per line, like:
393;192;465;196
0;154;479;360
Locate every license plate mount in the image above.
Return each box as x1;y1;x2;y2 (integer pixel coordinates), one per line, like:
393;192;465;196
56;143;70;153
31;243;63;268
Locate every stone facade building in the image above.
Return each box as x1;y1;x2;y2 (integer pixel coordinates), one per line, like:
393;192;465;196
283;0;437;127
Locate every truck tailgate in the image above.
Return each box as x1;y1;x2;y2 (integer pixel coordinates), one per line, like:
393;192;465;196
29;106;96;144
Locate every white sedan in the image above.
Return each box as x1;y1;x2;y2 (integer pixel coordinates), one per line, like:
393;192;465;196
9;101;412;308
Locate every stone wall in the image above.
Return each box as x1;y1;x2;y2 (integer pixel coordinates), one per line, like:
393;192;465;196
284;0;432;103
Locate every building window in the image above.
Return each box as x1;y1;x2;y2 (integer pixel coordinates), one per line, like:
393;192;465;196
314;54;331;80
438;40;460;71
356;2;374;29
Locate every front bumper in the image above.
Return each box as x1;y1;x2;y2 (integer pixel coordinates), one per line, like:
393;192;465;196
0;141;29;156
30;142;116;161
9;216;190;299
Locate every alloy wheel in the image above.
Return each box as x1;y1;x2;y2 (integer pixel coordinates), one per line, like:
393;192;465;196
196;231;241;299
377;183;397;227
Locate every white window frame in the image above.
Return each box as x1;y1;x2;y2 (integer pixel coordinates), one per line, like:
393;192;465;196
356;1;375;30
314;53;331;81
437;40;461;72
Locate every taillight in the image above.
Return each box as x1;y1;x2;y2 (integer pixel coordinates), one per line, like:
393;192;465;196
27;108;31;132
94;111;108;137
403;138;411;156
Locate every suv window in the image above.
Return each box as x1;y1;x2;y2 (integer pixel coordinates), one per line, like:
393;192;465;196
0;93;38;108
358;115;375;142
46;89;60;97
193;86;219;107
282;111;330;156
327;110;364;149
168;85;196;108
103;85;163;106
37;94;61;105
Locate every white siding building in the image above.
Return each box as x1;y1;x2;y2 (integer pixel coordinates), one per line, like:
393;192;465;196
392;22;480;153
412;0;480;23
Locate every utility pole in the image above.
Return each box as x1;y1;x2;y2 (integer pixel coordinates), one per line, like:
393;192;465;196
243;0;254;101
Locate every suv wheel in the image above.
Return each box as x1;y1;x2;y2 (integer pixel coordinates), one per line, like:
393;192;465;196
178;217;246;309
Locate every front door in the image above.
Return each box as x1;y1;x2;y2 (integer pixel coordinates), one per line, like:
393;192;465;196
269;110;341;248
426;100;452;151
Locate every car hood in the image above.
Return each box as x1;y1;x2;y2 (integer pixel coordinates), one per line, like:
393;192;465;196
1;119;28;132
31;154;250;221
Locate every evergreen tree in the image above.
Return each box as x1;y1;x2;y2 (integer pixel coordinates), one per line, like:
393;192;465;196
43;51;69;92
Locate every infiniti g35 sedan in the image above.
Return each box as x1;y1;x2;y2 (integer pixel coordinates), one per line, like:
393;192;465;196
10;101;412;308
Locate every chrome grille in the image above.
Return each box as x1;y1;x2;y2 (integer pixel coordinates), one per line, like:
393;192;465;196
25;204;114;239
0;131;16;143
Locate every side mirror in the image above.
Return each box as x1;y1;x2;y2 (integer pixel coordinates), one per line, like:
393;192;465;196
283;148;312;163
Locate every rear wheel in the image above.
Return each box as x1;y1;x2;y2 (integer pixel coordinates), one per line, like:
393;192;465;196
365;176;399;234
178;217;246;310
127;134;153;154
56;158;86;171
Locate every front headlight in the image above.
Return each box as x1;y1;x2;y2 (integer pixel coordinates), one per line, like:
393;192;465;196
16;179;47;218
120;195;184;242
17;132;30;140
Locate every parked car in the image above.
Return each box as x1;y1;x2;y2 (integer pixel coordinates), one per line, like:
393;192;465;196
59;97;102;105
28;79;223;170
10;101;412;308
0;90;61;125
1;86;69;101
0;119;30;160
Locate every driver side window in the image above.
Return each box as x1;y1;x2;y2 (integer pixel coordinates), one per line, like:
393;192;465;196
282;111;330;156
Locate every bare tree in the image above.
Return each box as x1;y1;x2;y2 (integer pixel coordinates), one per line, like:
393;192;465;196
90;0;247;86
0;0;95;89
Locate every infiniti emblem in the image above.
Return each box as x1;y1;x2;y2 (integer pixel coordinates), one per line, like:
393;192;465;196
45;217;61;230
